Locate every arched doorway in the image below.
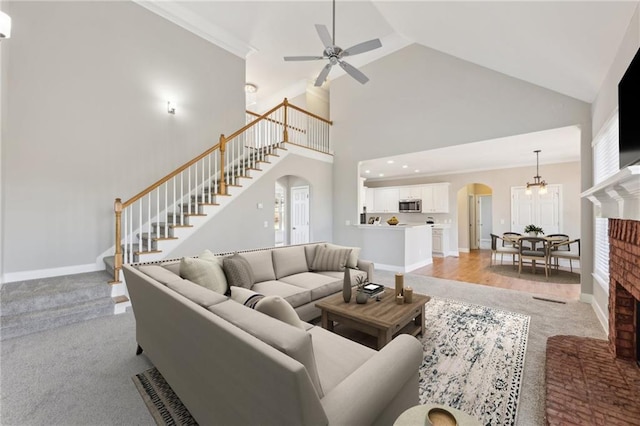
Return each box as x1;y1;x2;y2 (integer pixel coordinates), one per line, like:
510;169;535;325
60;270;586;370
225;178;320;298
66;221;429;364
457;183;493;251
275;175;311;246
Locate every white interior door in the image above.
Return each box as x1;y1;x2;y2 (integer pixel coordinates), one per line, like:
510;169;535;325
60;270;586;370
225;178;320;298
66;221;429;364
291;186;310;244
511;185;561;234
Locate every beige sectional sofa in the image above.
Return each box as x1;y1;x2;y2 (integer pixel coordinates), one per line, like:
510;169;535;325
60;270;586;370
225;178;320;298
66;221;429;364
123;243;424;425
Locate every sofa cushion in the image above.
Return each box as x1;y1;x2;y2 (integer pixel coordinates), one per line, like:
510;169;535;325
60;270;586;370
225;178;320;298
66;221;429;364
162;261;181;276
179;256;228;295
326;243;361;269
311;245;351;272
273;246;309;279
278;272;343;301
166;277;228;308
255;296;306;330
251;280;312;308
223;253;255;289
240;250;276;283
307;326;375;394
318;269;368;284
209;301;324;398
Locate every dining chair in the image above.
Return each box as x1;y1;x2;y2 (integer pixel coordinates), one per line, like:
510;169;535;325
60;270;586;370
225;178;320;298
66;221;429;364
518;236;550;280
490;234;519;267
545;234;570;269
549;238;581;272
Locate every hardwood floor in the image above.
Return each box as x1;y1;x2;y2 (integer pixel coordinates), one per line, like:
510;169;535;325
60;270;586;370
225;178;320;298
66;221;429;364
411;249;581;300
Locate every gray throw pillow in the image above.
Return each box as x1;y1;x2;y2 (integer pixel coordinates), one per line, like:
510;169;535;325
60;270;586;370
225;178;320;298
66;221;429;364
311;245;351;272
223;253;255;289
326;243;361;269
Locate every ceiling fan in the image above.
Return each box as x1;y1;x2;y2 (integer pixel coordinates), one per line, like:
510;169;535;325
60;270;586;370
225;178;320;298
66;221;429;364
284;0;382;87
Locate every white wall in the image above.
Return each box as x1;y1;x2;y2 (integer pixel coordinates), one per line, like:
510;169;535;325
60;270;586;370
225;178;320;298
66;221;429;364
589;4;640;325
0;1;245;280
330;43;592;292
167;154;333;257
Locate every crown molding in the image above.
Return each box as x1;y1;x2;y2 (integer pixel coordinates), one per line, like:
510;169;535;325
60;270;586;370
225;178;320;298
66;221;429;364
134;0;256;59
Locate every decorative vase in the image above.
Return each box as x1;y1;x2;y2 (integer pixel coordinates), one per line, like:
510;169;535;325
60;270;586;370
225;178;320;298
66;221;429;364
356;291;368;304
529;231;537;237
343;267;352;303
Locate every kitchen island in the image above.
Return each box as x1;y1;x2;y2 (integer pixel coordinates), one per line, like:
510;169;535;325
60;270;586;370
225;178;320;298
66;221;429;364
353;224;432;273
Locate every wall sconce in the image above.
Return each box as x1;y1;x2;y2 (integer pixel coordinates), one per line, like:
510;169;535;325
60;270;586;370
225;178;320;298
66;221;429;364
0;10;12;40
167;101;176;115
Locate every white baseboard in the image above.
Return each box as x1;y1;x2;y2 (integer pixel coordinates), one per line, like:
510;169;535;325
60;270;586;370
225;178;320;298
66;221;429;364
585;293;609;335
458;248;470;253
2;262;104;284
375;258;433;273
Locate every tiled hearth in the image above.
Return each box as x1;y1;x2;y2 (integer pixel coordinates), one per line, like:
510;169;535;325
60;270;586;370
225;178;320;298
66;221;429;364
545;219;640;425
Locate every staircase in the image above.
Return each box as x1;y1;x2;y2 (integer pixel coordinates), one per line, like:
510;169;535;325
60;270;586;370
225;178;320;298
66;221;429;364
0;271;114;340
102;99;332;309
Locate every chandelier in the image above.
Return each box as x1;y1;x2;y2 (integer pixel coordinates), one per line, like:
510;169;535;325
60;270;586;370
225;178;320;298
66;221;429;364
525;150;548;195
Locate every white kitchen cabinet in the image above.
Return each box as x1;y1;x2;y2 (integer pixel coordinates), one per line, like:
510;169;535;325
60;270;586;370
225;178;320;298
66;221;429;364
373;188;400;213
398;186;422;200
422;183;450;213
432;227;450;256
364;187;376;213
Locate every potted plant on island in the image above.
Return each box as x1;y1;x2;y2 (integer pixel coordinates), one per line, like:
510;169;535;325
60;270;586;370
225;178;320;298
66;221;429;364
524;224;544;237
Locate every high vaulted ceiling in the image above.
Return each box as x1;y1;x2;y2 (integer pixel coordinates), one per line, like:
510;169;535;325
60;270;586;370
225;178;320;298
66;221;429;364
140;1;638;107
138;1;638;176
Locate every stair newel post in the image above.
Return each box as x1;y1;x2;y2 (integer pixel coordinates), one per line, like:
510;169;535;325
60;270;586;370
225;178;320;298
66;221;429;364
219;134;227;195
110;198;123;284
282;98;289;143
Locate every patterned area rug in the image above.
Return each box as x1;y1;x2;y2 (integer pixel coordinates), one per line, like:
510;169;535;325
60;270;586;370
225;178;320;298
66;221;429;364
132;367;198;425
419;298;530;426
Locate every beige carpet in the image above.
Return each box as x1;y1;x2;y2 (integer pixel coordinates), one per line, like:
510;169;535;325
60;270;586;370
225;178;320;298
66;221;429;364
488;264;580;284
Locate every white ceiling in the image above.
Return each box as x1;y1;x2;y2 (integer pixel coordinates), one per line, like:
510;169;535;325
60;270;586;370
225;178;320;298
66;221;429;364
138;1;637;176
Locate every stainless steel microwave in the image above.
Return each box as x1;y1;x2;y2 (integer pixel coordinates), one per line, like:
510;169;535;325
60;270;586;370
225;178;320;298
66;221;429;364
399;199;422;212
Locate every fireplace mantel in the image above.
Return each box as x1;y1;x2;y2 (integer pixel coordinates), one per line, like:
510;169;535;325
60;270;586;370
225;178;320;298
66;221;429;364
581;165;640;220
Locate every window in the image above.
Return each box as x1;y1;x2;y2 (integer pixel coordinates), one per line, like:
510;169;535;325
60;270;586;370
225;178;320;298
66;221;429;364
591;111;619;287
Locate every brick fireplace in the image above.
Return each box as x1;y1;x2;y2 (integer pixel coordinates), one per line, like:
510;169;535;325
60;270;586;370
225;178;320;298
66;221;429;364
608;218;640;362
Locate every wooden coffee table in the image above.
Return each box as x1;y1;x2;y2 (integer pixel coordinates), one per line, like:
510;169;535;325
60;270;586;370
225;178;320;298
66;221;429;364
315;288;430;350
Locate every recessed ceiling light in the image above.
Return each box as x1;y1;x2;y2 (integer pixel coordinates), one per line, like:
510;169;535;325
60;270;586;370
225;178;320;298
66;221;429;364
365;170;370;174
402;165;408;169
379;173;385;177
245;83;258;93
414;169;420;173
387;160;394;164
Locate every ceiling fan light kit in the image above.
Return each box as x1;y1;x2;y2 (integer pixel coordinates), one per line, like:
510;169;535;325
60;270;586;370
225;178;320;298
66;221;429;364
284;0;382;87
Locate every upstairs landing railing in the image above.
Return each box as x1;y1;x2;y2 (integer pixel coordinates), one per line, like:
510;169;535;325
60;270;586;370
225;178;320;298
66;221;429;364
111;99;332;283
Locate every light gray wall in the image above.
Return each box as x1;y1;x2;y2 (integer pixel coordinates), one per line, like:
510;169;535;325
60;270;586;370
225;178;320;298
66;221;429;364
1;1;245;278
590;5;640;323
330;43;592;292
168;154;333;257
365;161;581;253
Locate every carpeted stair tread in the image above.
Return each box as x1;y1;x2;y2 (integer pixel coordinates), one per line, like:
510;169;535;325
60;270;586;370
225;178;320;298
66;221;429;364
1;271;112;315
1;297;114;341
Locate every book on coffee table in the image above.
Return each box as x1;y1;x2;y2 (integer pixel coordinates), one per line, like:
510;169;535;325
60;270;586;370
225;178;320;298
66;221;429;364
361;283;384;296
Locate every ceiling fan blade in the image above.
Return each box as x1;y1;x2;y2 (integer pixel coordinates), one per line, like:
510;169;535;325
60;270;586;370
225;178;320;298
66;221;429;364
284;55;325;61
338;60;369;85
314;63;333;87
342;39;382;57
315;24;334;50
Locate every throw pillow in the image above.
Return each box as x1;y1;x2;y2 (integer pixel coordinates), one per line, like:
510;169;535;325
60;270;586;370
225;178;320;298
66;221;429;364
326;243;361;269
222;253;255;289
255;296;305;330
179;257;228;295
229;286;264;309
311;245;351;272
197;249;228;291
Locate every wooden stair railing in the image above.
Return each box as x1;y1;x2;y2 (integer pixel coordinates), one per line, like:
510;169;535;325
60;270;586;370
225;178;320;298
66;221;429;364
110;98;332;283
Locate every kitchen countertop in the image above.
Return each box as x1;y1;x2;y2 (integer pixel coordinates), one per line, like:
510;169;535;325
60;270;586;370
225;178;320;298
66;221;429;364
354;223;430;229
